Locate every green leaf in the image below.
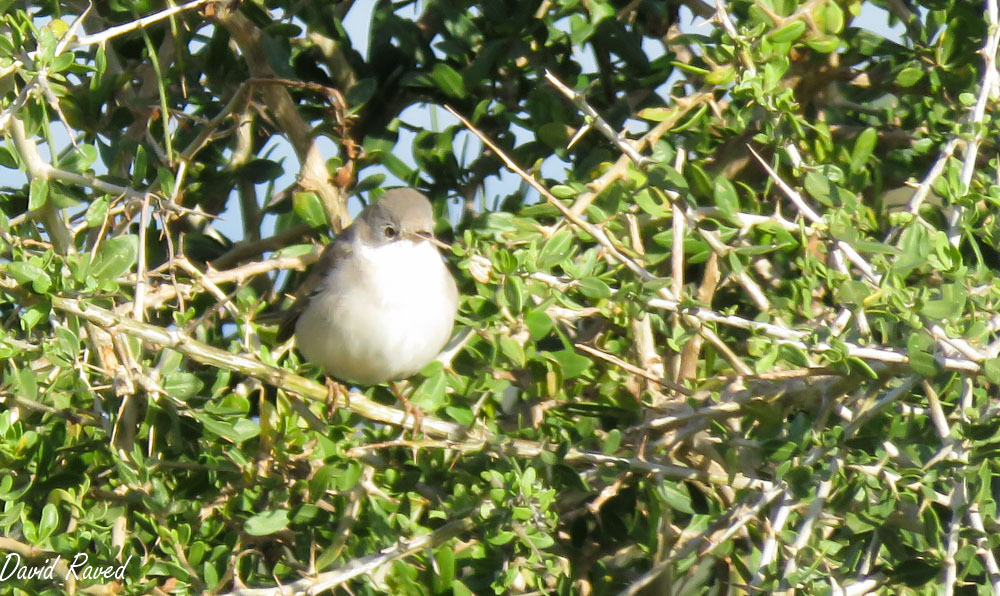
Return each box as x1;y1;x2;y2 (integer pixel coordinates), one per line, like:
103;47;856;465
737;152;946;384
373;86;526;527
713;177;739;215
894;225;929;274
849;127;878;173
590;0;615;22
156;167;176;197
634;189;669;217
602;429;621;453
768;21;807;43
578;277;612;299
244;509;289;536
410;371;448;412
91;235;138;280
335;461;363;492
704;65;736;86
499;336;526;367
38;503;59;542
921;284;966;320
896;67;924;87
196;413;260;443
345;77;377;108
163;372;204;401
20;303;50;332
849;239;901;255
488;530;515;545
658;482;695;514
551;185;577;199
568;14;595;45
806;36;840;53
29;178;48;211
445;406;474;426
804;171;834;206
985;358;1000;384
835;280;869;305
433;547;455;591
548;349;592;379
493;248;518;274
54;326;80;360
132;145;148;187
890;558;940;587
501;277;524;314
355;173;386;194
85;197;109;228
763;57;790;90
525;309;553;340
0;144;18;169
7;261;51;294
292;191;327;228
242;159;284;183
818;2;845;34
906;333;939;377
61;145;97;173
538;123;569;149
638;107;679;122
537;229;575;269
430;63;466;99
17;367;38;399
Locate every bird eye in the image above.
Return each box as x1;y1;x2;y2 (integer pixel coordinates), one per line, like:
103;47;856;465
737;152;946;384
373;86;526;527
383;225;397;239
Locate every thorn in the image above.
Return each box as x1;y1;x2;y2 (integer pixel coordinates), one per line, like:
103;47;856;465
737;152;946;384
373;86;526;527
567;123;592;149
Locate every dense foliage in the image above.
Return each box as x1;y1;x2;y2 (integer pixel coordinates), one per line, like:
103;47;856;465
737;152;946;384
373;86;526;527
2;0;1000;593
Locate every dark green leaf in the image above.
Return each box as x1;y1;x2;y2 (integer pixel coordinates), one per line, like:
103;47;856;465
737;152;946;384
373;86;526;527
430;63;466;99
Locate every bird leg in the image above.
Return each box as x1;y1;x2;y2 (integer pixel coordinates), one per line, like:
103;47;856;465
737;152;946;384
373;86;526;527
324;377;350;419
390;381;424;436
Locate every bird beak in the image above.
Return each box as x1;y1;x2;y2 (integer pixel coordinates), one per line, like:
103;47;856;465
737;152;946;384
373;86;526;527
413;230;451;251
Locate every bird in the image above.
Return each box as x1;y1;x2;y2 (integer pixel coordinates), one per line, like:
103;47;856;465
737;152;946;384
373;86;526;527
277;188;458;390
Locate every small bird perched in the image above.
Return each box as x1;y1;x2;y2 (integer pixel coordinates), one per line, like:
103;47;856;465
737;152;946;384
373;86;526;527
278;188;458;386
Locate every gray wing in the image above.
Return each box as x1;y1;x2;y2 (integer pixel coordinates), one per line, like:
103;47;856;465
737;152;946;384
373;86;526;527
276;231;355;342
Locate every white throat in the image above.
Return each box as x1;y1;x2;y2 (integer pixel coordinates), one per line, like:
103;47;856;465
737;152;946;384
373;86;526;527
358;239;444;295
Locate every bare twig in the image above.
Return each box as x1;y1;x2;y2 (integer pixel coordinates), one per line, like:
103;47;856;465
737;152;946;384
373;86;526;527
70;0;215;47
544;70;651;167
575;343;693;396
947;0;1000;245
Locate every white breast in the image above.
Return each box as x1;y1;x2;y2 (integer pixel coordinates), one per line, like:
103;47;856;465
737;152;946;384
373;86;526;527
294;239;458;385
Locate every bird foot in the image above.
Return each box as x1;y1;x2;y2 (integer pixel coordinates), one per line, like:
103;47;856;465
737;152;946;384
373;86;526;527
324;378;349;419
